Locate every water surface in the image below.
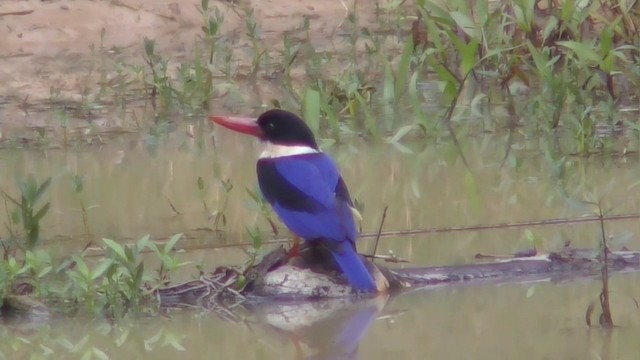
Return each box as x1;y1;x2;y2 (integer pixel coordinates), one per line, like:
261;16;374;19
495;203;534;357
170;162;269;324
1;0;640;358
1;123;639;358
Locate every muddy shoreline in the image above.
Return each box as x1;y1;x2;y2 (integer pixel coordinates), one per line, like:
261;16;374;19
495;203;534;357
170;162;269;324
0;0;389;128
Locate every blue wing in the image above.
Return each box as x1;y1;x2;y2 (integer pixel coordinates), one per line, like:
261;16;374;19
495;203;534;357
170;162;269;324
256;153;357;246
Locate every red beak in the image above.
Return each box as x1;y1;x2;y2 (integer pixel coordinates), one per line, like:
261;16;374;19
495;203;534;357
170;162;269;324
209;116;264;138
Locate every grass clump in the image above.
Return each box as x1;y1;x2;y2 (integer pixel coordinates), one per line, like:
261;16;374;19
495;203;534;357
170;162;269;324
0;176;190;318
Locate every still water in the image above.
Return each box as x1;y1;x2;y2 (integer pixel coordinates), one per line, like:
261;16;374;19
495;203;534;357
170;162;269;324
2;0;640;357
3;275;640;359
1;123;639;359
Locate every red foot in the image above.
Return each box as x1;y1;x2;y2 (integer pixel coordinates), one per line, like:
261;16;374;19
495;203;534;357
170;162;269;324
287;234;300;258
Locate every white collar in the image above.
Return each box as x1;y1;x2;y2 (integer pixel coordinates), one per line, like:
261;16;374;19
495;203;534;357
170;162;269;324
259;143;320;159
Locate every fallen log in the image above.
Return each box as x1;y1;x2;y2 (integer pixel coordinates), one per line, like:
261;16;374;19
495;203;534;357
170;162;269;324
157;245;640;307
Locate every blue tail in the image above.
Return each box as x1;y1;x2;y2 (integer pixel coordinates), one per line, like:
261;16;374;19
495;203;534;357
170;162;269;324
330;247;377;292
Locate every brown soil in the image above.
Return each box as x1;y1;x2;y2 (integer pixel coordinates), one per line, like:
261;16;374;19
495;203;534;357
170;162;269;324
0;0;382;128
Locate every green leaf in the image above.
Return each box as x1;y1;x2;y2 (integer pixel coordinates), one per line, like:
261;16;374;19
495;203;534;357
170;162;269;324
37;265;52;278
163;333;186;352
423;13;444;50
115;328;131;347
91;347;110;360
136;234;151;250
390;141;414;154
33;177;52;204
388;124;418;143
124;245;136;264
541;16;559;43
164;233;183;255
73;175;84;193
432;63;458;85
395;38;414;100
144;37;155;57
524;229;541;249
144;330;163;351
601;53;614;74
102;238;127;263
439;80;458;105
470;92;487;117
409;71;426;125
512;3;531;32
464;171;482;213
144;330;164;351
319;89;340;139
197;176;205;191
92;259;114;280
73;256;91;279
475;0;488;24
459;39;479;76
33;202;50;223
17;177;34;201
450;11;480;39
302;88;321;133
557;40;600;64
133;262;144;287
527;42;551;78
560;0;575;22
247;227;262;249
354;92;378;138
526;285;536;298
383;63;395;103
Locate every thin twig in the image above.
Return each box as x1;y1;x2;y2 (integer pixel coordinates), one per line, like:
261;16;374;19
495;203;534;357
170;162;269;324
371;205;388;260
0;10;34;17
597;204;614;327
358;213;640;239
442;69;472;170
77;213;640;257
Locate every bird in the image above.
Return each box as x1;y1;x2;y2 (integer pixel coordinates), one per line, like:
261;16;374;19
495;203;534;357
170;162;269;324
210;109;377;292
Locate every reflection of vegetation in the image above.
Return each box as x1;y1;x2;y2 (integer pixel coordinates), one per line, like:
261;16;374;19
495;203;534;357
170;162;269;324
589;202;614;328
71;174;93;242
0;320;186;359
199;176;234;231
246;188;279;235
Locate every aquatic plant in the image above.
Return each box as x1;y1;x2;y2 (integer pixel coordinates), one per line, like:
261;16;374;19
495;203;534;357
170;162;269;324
0;179;188;317
1;176;51;252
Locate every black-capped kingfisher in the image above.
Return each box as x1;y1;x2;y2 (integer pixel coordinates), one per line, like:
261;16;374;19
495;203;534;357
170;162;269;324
210;109;376;292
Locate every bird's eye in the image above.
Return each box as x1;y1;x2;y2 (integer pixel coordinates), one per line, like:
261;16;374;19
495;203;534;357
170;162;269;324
268;122;276;129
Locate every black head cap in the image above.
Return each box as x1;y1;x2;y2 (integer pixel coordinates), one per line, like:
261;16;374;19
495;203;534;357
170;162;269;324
257;109;319;149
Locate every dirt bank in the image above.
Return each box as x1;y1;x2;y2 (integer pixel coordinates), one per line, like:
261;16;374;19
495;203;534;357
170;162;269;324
0;0;381;127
